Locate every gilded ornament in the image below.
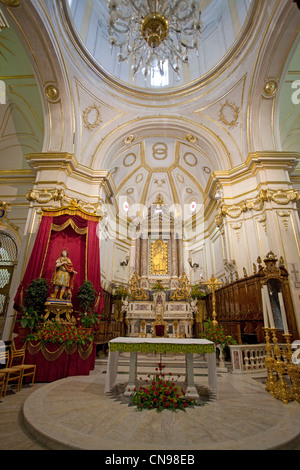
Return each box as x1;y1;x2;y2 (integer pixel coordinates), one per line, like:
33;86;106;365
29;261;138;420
124;134;135;144
203;166;211;174
218;100;239;129
83;103;102;131
221;201;246;219
0;201;19;232
123;152;136;167
215;188;300;226
26;188;65;204
129;272;149;301
183;152;197;167
154;193;164;205
170;272;190;301
135;173;144;184
45;83;60;102
176;173;185;183
263;79;278;98
152;142;168;160
185;133;197;143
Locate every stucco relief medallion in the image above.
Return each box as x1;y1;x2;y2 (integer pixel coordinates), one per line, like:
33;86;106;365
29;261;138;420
83;104;102;131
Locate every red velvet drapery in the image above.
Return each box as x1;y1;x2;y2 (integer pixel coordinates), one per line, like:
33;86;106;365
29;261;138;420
14;210;103;318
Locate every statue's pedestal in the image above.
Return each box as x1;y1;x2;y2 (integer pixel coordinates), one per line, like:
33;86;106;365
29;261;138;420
44;299;76;324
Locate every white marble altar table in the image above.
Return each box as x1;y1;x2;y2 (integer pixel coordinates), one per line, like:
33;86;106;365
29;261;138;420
104;337;217;398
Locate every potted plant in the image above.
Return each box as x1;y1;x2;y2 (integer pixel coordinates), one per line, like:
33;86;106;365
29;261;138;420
152;280;166;291
190;284;206;300
76;280;99;332
17;306;41;337
112;285;130;300
18;278;48;336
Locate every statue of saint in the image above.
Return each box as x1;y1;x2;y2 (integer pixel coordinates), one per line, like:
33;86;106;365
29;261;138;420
51;250;77;300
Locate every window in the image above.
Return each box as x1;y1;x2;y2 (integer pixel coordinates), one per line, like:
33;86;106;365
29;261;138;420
150;62;169;88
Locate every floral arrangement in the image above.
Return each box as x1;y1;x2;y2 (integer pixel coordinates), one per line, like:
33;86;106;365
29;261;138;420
190;284;206;300
113;285;130;299
152;281;166;291
130;363;201;412
26;321;93;347
199;320;237;347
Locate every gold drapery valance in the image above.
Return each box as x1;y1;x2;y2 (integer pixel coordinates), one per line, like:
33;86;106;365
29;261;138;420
51;219;88;235
41;200;101;223
26;340;94;361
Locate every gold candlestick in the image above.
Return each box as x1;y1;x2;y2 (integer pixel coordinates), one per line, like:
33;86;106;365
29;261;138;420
282;334;293;364
271;328;290;404
264;327;276;394
203;274;222;326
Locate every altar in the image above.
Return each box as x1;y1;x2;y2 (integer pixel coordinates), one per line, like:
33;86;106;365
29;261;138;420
104;337;217;399
122;272;197;338
119;194;197;339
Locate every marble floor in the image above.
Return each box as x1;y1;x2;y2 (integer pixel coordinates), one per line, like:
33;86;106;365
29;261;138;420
0;355;300;451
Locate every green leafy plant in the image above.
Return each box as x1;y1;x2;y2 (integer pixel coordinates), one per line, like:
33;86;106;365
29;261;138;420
112;285;130;299
152;281;166;291
130;363;202;413
76;280;99;328
24;278;49;315
190;284;206;300
19;306;41;330
199;320;237;347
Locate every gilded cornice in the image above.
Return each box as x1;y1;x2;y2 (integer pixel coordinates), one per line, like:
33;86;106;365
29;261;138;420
206;151;300;200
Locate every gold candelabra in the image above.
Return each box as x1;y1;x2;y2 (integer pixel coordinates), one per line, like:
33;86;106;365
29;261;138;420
203;275;222;326
264;327;300;404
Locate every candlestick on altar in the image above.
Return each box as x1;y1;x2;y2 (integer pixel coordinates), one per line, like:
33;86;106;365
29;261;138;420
203;274;223;326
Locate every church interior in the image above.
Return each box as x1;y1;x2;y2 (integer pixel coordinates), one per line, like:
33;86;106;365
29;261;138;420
0;0;300;452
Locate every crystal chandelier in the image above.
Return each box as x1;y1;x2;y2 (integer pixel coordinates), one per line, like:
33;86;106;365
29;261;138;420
108;0;202;80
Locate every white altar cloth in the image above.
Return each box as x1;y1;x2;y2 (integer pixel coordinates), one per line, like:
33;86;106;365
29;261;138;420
104;337;217;398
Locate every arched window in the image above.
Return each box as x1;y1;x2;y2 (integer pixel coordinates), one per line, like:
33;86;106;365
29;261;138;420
0;232;18;317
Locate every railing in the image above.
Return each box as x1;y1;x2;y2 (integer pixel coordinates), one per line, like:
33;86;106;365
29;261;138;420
229;343;285;373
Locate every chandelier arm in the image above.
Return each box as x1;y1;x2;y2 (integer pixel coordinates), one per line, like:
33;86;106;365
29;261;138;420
109;22;131;35
128;0;148;16
165;0;200;22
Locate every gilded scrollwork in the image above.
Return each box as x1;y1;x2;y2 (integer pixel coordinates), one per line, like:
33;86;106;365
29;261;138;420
170;272;190;301
129;272;149;301
215;188;300;227
26;189;102;216
26;188;65;204
260;189;300;205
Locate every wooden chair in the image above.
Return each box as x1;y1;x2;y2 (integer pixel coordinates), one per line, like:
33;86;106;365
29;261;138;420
0;348;23;397
0;372;5;399
11;342;36;389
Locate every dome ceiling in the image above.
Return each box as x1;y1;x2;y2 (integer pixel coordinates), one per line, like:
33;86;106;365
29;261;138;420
96;124;225;212
65;0;253;92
